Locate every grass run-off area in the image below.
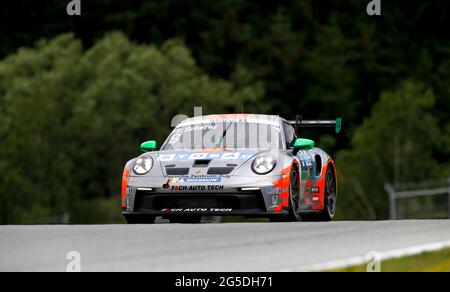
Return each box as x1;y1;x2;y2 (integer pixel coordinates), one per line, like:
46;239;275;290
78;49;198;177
333;248;450;272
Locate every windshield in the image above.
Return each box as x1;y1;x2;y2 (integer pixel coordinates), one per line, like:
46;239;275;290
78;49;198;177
161;121;282;151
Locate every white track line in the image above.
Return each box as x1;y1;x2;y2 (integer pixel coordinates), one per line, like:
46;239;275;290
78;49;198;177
281;240;450;272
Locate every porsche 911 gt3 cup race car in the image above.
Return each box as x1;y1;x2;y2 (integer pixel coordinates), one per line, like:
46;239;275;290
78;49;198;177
121;114;341;223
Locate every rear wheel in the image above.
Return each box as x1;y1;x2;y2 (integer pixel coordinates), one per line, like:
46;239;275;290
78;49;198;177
124;215;156;224
302;167;336;222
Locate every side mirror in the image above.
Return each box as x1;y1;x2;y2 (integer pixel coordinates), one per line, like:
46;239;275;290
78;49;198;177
293;138;315;153
141;140;157;152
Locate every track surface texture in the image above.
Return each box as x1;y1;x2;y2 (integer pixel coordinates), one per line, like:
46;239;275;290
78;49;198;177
1;220;450;271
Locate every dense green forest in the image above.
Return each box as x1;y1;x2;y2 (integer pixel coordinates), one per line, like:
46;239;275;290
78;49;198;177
0;1;449;223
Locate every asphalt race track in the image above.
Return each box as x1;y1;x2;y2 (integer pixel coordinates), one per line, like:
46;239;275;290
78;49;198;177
1;220;450;272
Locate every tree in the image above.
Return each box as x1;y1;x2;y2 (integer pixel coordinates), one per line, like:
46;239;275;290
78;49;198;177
2;1;450;146
0;32;264;223
335;81;448;220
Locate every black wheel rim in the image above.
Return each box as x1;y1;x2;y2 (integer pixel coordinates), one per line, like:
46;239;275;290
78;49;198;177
326;168;336;215
291;168;300;213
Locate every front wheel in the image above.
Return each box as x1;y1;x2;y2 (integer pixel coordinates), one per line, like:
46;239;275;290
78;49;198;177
302;167;336;222
270;166;301;222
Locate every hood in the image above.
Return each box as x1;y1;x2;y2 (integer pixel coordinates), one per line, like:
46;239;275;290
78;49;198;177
152;150;265;177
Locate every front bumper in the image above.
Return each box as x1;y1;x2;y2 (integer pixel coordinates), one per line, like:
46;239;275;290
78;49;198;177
122;176;287;216
123;189;277;216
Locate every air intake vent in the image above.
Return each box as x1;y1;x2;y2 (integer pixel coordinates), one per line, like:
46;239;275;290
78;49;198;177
193;159;211;168
166;168;190;176
207;167;234;175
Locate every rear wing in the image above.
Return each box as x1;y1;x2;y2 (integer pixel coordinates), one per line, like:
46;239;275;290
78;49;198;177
288;115;342;134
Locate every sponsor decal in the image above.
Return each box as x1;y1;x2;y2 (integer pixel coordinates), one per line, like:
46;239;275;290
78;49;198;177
311;187;320;193
171;185;225;191
167;176;223;184
162;208;233;213
163;179;171;189
265;186;281;195
126;187;133;195
271;195;279;208
159;152;254;162
169;125;219;145
297;150;313;167
184;125;218;132
179;177;221;183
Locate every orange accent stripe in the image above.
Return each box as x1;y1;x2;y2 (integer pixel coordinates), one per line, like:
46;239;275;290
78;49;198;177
273;165;296;212
273;176;290;189
280;191;289;200
121;168;130;208
281;166;291;176
274;205;283;212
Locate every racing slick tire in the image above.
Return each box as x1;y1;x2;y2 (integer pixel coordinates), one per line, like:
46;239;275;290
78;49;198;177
270;166;301;222
124;215;156;224
302;166;336;222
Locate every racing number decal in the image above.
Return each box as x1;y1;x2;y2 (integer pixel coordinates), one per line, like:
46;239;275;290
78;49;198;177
298;150;313;167
169;129;182;144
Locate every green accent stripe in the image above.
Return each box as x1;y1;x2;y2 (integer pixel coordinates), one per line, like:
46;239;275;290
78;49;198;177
336;118;342;134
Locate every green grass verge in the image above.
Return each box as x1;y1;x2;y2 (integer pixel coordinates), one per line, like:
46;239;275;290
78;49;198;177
333;248;450;272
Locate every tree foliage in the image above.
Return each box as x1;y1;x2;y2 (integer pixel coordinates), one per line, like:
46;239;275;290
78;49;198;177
336;81;449;219
0;33;263;223
0;1;449;222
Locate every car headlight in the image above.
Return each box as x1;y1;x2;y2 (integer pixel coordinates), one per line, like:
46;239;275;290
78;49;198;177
133;155;154;175
252;154;277;175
